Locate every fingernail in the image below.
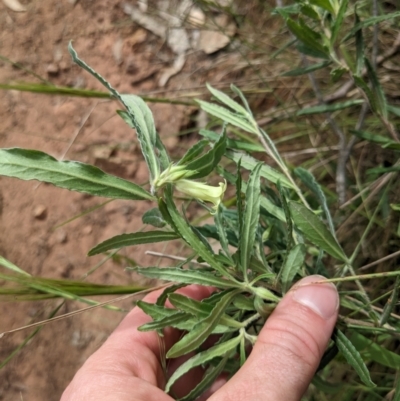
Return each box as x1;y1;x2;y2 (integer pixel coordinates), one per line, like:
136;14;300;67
292;275;339;320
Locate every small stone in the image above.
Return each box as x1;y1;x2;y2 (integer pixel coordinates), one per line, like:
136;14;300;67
56;229;68;244
33;205;47;220
46;63;59;75
83;225;92;235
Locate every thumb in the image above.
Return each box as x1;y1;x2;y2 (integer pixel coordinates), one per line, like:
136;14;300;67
211;275;339;401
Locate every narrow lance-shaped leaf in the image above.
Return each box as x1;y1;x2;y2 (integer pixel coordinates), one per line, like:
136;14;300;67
196;100;257;134
68;43;160;183
167;289;240;358
380;276;400;326
206;83;248;116
138;312;193;332
286;18;328;56
277;181;293;250
168;293;243;328
120;95;160;182
354;9;364;76
164;185;233;279
226;151;294;188
0;148;154;201
294;167;335;236
365;57;388;119
279;244;306;293
177;355;229;401
331;0;349;44
349;331;400;370
309;0;334;14
343;11;400;42
215;207;234;263
297;100;363;116
177;139;209;166
133;267;239;289
334;329;375;387
185;127;227;179
88;231;179;256
282;61;332;77
239;163;262;276
289;202;348;262
142;208;166;228
137;300;182;320
166;335;241;392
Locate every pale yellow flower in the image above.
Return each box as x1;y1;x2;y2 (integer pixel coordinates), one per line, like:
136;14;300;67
175;179;226;213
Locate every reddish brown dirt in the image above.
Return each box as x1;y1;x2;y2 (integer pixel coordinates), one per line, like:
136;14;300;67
0;1;224;399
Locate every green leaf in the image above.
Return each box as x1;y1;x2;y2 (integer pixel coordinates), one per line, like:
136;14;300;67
0;148;154;201
226;151;294;188
137;300;181;320
331;0;349;44
343;11;400;42
178;139;209;166
365;58;388;119
351;130;400;150
334;329;375;387
354;10;364;75
168;293;242;329
167;289;239;358
68;43;160;183
279;244;306;293
300;4;320;20
282;61;331;76
296;43;330;59
289;202;348;262
215;208;234;263
138;312;193;332
0;255;30;276
120;94;160;183
353;75;377;114
166;335;241;392
165;186;233;278
294;167;335;235
196;100;257;134
133;267;239;288
286;18;328;56
297;100;363;116
252;286;280;302
239;163;262;274
206;83;248;116
349;331;400;370
88;231;178;256
218;165;286;222
177;355;229;401
142;208;166;228
185;128;227;179
309;0;334;14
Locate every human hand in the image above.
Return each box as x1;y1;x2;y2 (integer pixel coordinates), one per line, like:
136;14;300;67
61;275;339;401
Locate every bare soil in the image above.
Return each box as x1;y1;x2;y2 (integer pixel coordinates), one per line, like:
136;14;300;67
0;1;242;399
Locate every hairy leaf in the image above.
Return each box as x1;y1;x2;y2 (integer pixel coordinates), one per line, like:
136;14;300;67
206;83;248;116
166;335;241;392
167;290;239;358
142;208;166;228
0;148;154;201
133;267;239;288
289;202;347;262
335;329;375;387
280;244;306;293
239;163;262;274
88;231;178;256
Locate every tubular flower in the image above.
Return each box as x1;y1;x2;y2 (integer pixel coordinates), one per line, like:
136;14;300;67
153;164;194;189
175;179;226;213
